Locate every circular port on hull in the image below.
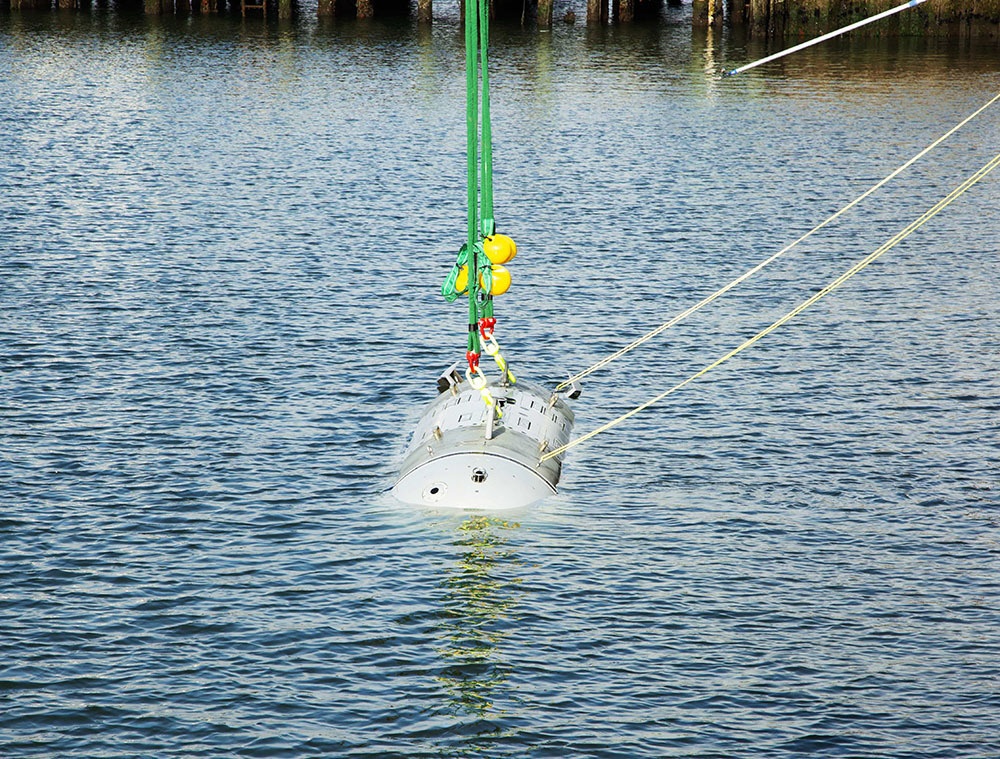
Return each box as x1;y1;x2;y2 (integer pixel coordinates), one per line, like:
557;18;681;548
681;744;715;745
422;482;448;503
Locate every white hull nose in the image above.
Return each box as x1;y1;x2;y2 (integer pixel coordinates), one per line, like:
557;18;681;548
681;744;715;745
393;450;555;511
393;377;574;510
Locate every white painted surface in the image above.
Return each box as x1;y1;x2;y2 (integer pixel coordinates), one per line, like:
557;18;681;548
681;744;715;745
393;378;574;510
392;451;555;510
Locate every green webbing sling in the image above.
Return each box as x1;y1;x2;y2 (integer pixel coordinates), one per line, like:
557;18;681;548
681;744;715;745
463;0;494;358
478;0;494;239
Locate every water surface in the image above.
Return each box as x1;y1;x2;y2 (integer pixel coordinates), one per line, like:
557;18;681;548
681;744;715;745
2;7;999;757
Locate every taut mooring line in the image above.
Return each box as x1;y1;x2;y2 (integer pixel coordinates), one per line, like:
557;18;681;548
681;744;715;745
723;0;930;78
555;90;1000;394
542;149;1000;463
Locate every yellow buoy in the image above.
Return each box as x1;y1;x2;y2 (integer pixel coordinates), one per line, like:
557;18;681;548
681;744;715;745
483;234;517;265
480;264;511;296
455;265;469;293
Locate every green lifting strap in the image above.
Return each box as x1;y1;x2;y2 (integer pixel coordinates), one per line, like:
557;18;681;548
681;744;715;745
478;0;494;239
462;0;497;357
464;0;481;356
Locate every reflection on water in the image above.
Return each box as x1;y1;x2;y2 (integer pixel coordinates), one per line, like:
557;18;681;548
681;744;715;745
437;516;523;722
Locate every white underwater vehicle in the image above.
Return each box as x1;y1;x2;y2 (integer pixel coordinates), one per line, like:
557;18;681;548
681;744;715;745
392;0;578;511
393;367;576;510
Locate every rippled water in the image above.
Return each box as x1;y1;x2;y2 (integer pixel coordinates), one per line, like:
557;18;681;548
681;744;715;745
3;6;999;757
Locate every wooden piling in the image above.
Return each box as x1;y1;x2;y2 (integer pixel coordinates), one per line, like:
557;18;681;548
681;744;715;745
693;0;726;26
317;0;334;16
356;0;372;18
617;0;633;23
417;0;431;23
142;0;175;14
692;0;708;25
748;0;769;35
709;0;723;26
586;0;610;24
538;0;553;28
727;0;748;25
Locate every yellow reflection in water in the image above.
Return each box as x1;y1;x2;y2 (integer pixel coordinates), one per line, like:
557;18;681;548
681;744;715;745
437;515;523;719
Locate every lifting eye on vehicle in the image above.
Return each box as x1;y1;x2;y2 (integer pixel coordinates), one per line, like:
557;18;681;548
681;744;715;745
471;468;488;484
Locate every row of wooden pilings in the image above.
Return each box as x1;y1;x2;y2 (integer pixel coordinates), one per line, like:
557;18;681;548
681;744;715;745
0;0;684;25
333;0;678;26
3;0;295;15
5;0;999;33
336;0;1000;33
0;0;655;22
699;0;1000;36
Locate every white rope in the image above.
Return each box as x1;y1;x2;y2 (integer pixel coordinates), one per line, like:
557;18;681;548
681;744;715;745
542;149;1000;462
556;90;1000;393
723;0;930;78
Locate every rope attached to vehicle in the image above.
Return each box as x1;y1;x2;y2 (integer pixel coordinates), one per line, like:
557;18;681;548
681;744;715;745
555;90;1000;394
542;148;1000;463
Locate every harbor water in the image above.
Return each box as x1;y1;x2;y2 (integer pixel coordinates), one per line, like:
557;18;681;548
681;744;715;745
2;5;999;756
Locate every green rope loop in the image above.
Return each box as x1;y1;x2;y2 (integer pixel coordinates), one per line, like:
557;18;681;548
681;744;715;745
479;264;493;297
440;244;470;302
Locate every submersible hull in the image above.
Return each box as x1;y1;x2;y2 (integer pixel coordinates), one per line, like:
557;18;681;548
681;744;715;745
392;374;574;510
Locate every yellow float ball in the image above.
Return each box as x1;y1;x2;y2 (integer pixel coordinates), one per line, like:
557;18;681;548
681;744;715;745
454;265;469;293
480;264;511;296
483;234;517;265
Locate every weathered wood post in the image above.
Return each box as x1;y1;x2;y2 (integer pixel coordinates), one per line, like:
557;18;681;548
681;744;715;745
617;0;633;23
587;0;609;24
748;0;769;35
768;0;785;36
356;0;372;18
417;0;431;23
538;0;553;28
727;0;748;25
317;0;334;16
709;0;723;25
278;0;291;18
693;0;706;24
694;1;723;27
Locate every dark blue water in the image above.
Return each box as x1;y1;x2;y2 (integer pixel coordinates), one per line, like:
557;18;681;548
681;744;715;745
2;5;999;756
